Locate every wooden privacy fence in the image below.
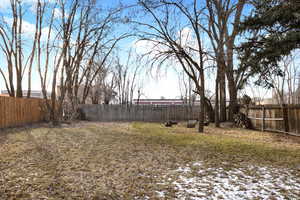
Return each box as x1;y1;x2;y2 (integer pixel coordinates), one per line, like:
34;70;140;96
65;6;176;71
246;105;300;136
0;96;47;129
79;104;200;122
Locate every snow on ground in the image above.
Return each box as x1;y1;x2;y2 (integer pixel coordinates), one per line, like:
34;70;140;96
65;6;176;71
156;162;300;200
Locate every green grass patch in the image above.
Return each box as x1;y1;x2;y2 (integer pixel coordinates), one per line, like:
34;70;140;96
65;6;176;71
132;122;300;168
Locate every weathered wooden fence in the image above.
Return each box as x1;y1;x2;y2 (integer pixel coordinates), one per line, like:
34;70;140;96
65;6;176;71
0;96;47;129
246;105;300;136
79;104;200;122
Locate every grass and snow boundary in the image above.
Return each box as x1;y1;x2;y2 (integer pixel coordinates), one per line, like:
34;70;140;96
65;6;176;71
156;162;300;199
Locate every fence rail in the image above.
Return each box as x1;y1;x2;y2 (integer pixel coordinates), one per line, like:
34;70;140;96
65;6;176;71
245;105;300;136
79;104;200;122
0;96;47;129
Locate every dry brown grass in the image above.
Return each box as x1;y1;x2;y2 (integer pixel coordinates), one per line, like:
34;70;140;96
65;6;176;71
0;122;299;199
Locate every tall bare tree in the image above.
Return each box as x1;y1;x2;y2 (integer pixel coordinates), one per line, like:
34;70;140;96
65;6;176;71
87;61;117;104
178;70;196;106
32;0;130;122
137;0;210;132
270;53;300;105
0;0;42;97
197;0;248;122
114;50;143;105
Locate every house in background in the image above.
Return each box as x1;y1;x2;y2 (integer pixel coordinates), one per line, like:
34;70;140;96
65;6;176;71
252;83;300;105
293;87;300;104
271;86;300;105
133;99;201;105
56;85;117;104
1;90;50;99
0;93;9;97
252;97;276;105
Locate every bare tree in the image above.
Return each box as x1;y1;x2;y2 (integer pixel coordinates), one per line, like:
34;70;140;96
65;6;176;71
51;0;130;120
0;0;43;97
0;0;63;122
177;69;196;105
200;0;247;121
205;0;227;123
31;0;130;123
34;0;62;123
271;53;300;105
285;54;299;104
136;0;210;132
114;50;143;105
88;62;117;104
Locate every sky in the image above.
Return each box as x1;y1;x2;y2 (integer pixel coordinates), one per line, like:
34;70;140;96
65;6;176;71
0;0;274;100
0;0;185;99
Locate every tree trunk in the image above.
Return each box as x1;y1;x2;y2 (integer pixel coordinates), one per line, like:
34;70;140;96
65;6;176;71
49;65;61;126
226;41;239;121
198;71;205;133
228;78;238;121
219;64;226;122
8;67;15;97
204;97;214;122
16;77;23;97
215;69;220;127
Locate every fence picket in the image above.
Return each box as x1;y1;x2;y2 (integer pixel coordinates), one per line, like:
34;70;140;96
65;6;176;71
79;104;200;122
0;96;47;129
248;105;300;136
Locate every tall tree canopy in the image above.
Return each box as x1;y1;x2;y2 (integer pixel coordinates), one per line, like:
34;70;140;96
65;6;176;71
239;0;300;87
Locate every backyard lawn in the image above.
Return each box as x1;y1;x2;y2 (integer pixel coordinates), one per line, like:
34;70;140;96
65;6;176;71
0;122;299;199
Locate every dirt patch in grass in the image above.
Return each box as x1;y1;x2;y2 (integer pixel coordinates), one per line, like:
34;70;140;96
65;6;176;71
0;122;299;199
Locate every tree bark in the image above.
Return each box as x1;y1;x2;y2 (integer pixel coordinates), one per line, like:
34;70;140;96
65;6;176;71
215;69;220;127
228;77;238;121
226;41;239;121
219;62;226;122
198;70;205;133
16;78;23;97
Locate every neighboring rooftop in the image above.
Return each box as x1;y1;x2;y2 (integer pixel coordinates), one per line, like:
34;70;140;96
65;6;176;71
133;99;200;105
1;90;50;98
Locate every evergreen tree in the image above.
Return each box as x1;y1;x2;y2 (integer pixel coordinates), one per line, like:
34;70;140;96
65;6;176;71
239;0;300;87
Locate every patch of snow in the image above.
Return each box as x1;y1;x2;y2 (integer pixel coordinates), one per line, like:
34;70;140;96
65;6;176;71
156;191;165;198
193;162;203;167
157;162;300;199
135;195;150;200
176;166;191;173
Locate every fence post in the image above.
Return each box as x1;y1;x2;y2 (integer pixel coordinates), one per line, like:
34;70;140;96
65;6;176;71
262;105;265;132
142;105;144;121
282;104;289;134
